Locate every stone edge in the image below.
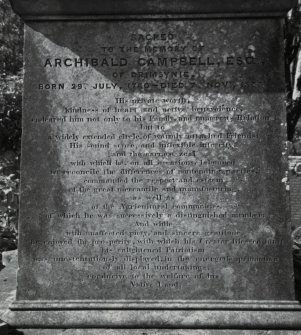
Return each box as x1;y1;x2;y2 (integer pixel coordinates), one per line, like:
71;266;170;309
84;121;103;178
9;300;301;310
2;309;301;329
8;0;298;19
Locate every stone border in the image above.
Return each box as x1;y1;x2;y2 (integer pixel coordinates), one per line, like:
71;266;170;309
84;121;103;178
3;309;301;329
9;0;297;19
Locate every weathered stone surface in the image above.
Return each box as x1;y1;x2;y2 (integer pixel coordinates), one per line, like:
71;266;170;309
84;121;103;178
5;308;301;328
5;0;301;329
10;330;301;335
15;18;295;304
61;332;301;335
9;0;297;18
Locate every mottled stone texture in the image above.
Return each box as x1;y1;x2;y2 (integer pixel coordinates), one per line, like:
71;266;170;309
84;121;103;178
10;330;301;335
8;0;297;17
16;19;296;303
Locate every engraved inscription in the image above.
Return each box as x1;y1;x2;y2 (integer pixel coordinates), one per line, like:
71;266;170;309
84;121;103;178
19;19;293;301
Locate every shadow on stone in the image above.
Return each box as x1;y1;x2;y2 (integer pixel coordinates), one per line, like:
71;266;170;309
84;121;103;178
8;328;24;335
294;250;301;301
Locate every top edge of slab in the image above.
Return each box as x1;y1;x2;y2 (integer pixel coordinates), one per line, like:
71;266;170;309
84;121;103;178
9;0;297;19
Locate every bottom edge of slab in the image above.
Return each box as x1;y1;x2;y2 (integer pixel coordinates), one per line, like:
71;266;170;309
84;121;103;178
2;309;301;329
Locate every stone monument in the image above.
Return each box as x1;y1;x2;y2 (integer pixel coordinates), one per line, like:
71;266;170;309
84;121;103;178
5;0;301;331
